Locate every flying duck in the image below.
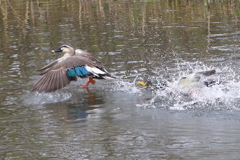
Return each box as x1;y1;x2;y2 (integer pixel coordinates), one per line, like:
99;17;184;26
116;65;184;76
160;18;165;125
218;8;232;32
32;44;115;93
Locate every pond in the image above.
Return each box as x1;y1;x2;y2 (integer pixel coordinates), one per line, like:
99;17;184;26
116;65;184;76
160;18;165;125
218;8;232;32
1;0;240;159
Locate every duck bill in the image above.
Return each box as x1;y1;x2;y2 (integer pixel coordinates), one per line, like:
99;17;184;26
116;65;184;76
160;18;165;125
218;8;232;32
51;48;62;53
137;81;147;86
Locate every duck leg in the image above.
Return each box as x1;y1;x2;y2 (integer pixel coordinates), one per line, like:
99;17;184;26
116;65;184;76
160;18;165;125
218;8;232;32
81;77;96;88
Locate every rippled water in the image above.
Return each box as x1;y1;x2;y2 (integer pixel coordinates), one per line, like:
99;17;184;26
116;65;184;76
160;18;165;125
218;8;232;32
1;0;240;159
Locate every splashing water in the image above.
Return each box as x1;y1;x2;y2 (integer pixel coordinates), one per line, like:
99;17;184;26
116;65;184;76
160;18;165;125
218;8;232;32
112;78;141;94
23;61;240;111
116;61;240;111
22;91;72;105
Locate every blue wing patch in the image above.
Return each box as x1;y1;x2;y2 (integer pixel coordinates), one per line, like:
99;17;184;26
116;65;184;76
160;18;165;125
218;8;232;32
67;66;91;77
67;69;76;77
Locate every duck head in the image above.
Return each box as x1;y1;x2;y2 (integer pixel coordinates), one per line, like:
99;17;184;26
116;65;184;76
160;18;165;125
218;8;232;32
52;44;75;56
137;80;167;89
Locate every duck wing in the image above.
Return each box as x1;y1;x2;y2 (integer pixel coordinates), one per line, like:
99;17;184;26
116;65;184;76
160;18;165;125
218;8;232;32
178;70;216;88
195;70;216;77
192;70;216;83
74;52;115;79
75;49;105;68
32;56;98;93
32;56;115;92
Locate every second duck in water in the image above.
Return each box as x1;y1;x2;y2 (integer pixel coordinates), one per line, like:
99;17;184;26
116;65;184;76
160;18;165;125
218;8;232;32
32;44;116;93
137;70;220;89
178;70;218;88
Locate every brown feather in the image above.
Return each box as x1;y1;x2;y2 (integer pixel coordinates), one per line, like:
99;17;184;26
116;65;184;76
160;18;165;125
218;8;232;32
50;71;59;92
32;75;48;92
39;67;53;75
46;72;55;92
32;67;71;93
75;49;105;68
40;76;51;92
54;71;60;91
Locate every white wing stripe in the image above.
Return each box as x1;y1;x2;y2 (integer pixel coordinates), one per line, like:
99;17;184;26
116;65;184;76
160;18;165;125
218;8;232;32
85;65;106;76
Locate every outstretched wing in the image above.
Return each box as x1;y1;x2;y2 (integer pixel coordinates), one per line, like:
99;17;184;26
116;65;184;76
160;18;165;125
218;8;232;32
32;56;97;93
32;66;71;93
75;49;106;69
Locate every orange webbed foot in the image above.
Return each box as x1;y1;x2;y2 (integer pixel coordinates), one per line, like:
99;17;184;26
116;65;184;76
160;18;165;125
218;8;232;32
90;79;96;85
81;84;89;88
81;77;96;88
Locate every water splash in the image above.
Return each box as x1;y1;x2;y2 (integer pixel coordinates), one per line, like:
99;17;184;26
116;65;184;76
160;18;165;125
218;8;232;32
22;91;72;105
132;61;240;111
112;77;141;94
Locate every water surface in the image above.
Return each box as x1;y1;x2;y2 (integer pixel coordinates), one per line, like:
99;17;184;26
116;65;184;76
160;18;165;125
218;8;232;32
1;0;240;159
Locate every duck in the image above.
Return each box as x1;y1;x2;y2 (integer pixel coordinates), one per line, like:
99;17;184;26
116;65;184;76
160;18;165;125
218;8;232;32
32;44;116;93
137;80;167;90
178;69;219;88
137;70;220;90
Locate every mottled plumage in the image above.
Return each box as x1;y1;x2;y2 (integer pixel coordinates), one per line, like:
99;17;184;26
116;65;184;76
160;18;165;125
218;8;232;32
32;44;115;93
